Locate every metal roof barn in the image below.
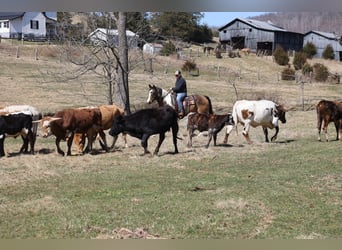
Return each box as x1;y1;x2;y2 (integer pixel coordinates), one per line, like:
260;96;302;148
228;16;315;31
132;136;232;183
218;18;303;55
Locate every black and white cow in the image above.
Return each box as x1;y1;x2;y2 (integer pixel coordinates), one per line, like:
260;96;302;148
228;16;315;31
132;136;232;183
0;113;34;157
109;105;179;156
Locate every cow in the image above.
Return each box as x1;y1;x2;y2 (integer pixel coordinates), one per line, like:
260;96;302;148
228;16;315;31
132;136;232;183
73;104;127;153
187;112;234;148
316;99;342;141
0;105;41;153
35;108;102;156
109;105;179;156
223;100;287;144
0;113;34;157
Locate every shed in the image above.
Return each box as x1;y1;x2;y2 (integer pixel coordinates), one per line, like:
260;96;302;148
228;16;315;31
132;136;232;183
88;28;139;48
218;18;303;55
143;43;163;54
304;31;342;61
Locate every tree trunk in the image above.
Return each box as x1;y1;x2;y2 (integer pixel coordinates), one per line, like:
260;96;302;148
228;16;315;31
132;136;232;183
115;12;131;114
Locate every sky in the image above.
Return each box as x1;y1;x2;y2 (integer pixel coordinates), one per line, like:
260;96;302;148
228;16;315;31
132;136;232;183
200;12;269;27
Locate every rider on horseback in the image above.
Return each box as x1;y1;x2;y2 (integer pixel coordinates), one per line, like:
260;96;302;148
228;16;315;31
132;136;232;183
171;70;187;118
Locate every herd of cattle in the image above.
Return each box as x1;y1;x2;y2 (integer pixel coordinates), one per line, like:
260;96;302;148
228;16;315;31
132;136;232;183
0;97;341;157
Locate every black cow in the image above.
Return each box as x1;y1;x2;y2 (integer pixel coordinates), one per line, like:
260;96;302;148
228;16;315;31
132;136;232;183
109;105;179;155
187;113;234;148
0;113;34;157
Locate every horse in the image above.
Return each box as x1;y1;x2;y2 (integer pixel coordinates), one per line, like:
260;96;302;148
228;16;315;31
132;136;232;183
146;84;213;118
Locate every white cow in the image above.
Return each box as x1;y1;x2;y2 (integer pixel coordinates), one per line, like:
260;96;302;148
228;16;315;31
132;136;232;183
223;100;287;144
0;105;41;152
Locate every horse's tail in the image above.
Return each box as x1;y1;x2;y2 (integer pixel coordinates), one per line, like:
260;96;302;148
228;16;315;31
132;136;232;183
205;96;214;114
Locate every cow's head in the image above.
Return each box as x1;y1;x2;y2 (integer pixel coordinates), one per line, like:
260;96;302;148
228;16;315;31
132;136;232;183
226;113;235;126
274;105;287;124
33;117;62;137
109;115;124;137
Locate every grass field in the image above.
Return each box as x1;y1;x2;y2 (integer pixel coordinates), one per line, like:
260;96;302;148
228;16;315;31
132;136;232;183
0;42;341;239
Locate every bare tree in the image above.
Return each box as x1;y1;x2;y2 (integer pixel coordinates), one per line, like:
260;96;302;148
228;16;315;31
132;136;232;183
55;12;140;114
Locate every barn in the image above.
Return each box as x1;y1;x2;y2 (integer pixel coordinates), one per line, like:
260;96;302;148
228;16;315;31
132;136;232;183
304;30;342;61
218;18;303;55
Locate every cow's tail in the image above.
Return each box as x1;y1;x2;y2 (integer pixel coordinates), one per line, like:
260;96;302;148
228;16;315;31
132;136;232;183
204;96;214;114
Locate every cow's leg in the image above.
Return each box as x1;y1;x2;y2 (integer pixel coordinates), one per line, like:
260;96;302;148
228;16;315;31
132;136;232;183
205;129;216;148
122;133;128;148
242;122;252;144
55;138;65;156
213;132;218;146
27;131;35;154
0;136;5;157
271;126;279;142
98;130;110;152
20;136;29;153
263;127;269;142
154;133;166;156
66;133;74;156
187;127;194;147
223;125;234;144
172;123;179;154
141;134;151;155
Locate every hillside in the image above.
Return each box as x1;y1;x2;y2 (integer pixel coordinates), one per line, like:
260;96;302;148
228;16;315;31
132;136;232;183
252;12;342;35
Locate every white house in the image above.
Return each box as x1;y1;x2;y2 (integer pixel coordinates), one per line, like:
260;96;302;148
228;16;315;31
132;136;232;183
88;28;139;48
143;43;163;54
304;30;342;61
0;12;57;40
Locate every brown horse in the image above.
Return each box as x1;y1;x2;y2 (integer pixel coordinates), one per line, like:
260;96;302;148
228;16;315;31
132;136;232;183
147;84;213;118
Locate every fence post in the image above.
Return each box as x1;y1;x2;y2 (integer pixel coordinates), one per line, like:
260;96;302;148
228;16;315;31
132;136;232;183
300;81;305;111
35;48;38;60
16;46;20;58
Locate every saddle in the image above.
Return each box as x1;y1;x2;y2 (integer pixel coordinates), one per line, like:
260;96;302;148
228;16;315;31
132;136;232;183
172;93;196;115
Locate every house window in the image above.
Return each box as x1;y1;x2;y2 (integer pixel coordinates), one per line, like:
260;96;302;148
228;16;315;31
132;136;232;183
30;20;39;29
3;21;9;28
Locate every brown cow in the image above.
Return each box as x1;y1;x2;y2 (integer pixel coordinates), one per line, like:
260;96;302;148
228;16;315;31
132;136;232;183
187;112;234;148
316;99;342;141
73;104;127;153
35;108;102;156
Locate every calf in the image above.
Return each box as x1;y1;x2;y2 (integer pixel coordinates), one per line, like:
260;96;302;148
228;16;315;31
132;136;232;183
35;108;102;156
187;113;234;148
316;99;342;141
109;105;179;156
0;113;34;157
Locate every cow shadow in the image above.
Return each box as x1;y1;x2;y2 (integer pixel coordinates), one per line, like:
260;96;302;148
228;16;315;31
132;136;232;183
273;139;296;144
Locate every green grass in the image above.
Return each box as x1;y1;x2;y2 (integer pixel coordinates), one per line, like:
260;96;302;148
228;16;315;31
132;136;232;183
0;43;341;239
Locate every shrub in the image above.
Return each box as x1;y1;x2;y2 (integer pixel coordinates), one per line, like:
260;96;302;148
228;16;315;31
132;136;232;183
293;52;307;70
160;41;176;56
281;66;296;80
302;62;313;75
302;42;317;59
313;63;329;82
322;44;335;60
273;45;289;66
181;59;197;72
